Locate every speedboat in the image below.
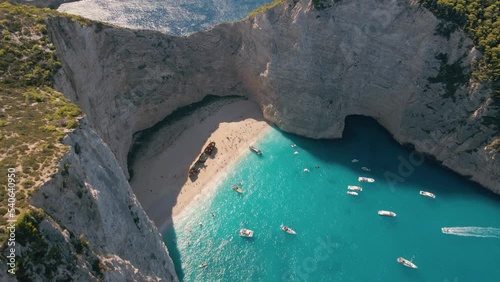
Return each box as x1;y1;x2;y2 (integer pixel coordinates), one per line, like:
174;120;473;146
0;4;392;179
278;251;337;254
303;168;310;172
249;146;262;155
441;227;450;233
361;167;371;171
291;144;297;148
199;262;208;268
347;191;358;196
419;191;436;199
358;177;375;183
397;257;418;268
348;185;362;191
280;225;297;235
378;210;397;217
232;185;243;193
293;151;299;155
239;228;254;238
352;159;359;163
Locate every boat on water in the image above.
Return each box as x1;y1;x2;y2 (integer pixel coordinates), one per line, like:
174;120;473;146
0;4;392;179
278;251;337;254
232;185;243;193
361;167;371;171
397;257;418;268
358;177;375;182
303;168;310;172
280;224;297;235
249;146;262;155
348;185;362;191
352;159;359;163
441;227;450;233
378;210;397;217
239;228;254;238
420;191;436;199
199;262;208;268
347;191;358;196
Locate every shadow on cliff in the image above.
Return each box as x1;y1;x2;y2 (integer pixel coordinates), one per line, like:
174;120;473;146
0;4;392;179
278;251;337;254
280;115;500;202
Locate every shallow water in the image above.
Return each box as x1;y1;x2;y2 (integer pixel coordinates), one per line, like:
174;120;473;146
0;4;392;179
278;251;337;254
165;116;500;282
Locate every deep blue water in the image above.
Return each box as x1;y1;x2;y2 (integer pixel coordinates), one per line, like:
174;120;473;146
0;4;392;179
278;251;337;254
165;116;500;282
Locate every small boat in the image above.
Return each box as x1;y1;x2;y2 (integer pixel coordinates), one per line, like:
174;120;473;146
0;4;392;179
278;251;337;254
361;167;371;171
348;185;362;191
249;146;262;155
239;228;254;238
397;257;418;269
419;191;436;199
358;177;375;183
231;185;243;193
199;262;208;268
293;151;299;155
378;210;397;217
351;159;359;163
303;168;310;172
347;191;358;196
291;144;297;148
441;227;450;233
280;224;297;235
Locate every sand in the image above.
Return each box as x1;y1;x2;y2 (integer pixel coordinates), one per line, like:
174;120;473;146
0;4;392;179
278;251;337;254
129;98;271;233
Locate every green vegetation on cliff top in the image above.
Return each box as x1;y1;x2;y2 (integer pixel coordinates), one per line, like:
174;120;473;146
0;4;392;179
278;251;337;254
0;2;82;244
420;0;499;131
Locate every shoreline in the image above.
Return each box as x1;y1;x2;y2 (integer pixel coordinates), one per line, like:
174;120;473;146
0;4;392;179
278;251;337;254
129;98;271;234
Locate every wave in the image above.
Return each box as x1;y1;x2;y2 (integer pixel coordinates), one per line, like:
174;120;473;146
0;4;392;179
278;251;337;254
441;227;500;238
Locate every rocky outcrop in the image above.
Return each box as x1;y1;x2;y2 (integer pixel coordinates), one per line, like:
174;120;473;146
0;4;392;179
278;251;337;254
23;120;177;281
9;0;78;9
48;0;499;193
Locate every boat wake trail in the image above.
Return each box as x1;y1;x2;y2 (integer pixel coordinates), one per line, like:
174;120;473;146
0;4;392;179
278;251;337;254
442;227;500;238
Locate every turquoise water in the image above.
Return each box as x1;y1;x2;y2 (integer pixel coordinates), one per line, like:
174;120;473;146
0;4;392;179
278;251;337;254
164;116;500;282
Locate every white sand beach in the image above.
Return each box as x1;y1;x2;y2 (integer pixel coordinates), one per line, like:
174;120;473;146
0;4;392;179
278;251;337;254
129;98;271;233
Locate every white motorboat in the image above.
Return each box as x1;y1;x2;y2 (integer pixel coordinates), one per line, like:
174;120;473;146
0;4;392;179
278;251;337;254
348;185;362;191
291;144;296;148
361;167;371;172
441;227;450;233
351;159;359;163
199;262;208;268
280;224;297;235
397;257;418;268
347;191;358;196
293;151;299;155
303;168;310;172
232;185;243;193
239;228;254;238
419;191;436;199
249;146;262;155
358;177;375;183
378;210;397;217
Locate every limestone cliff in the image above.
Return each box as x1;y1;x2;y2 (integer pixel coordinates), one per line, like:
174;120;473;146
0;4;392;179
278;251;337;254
47;0;499;193
22;120;177;281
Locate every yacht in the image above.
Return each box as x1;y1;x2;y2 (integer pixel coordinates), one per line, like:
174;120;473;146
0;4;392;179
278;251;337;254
361;167;371;171
280;225;297;235
347;191;358;196
199;262;208;268
249;146;262;155
358;177;375;182
397;257;418;268
378;210;397;217
239;228;254;238
232;185;243;193
348;185;362;191
419;191;436;199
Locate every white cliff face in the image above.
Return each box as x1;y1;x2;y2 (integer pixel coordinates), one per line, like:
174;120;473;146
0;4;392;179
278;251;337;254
48;0;498;216
28;120;177;281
